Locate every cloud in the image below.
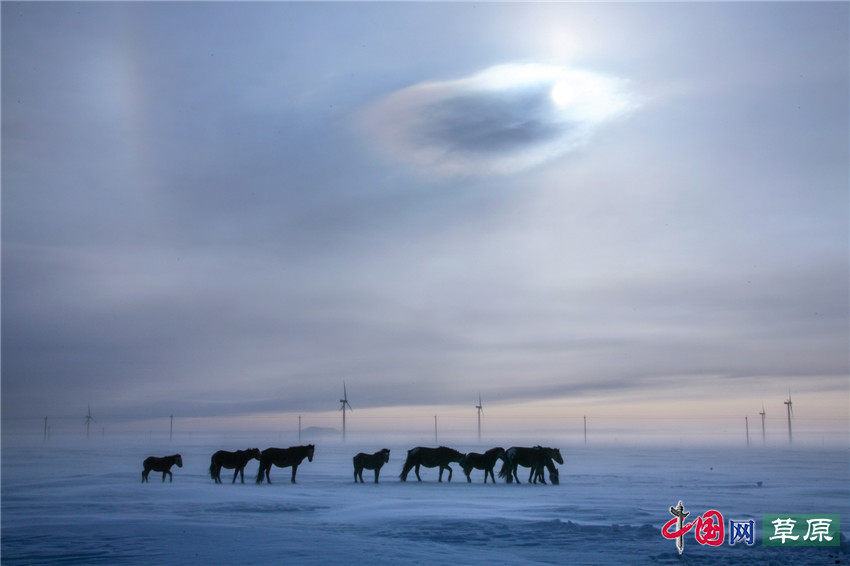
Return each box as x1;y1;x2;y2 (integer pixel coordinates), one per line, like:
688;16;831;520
363;63;638;176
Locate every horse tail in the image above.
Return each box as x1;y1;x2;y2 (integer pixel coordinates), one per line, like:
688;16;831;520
498;457;512;481
255;457;267;483
209;456;216;479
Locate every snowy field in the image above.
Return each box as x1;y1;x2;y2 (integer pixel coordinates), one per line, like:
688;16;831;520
2;433;848;565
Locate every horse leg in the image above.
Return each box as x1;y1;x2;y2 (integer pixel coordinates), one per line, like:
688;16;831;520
354;466;359;483
142;469;148;483
513;464;521;484
291;464;298;484
374;466;380;484
232;468;239;484
447;465;453;482
414;463;422;482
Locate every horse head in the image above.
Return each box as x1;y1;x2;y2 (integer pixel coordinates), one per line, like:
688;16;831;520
306;445;315;462
488;447;507;461
381;448;390;463
249;448;261;460
547;447;564;465
175;454;183;468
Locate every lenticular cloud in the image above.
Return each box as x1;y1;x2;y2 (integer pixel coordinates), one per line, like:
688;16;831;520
363;63;638;177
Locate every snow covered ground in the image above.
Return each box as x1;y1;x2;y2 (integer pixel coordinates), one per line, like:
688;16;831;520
2;433;848;565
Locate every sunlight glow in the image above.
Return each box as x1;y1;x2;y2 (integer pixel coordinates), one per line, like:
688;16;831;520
550;80;576;108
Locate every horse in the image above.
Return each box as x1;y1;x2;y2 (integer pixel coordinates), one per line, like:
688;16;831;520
256;445;314;484
209;448;261;484
142;454;183;483
532;450;561;485
459;447;507;483
537;446;563;485
353;448;390;483
399;446;464;482
499;446;562;484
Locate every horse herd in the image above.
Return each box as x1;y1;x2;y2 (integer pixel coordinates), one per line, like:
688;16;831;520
141;445;564;485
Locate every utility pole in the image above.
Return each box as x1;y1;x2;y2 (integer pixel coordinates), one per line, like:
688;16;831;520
745;416;750;447
759;404;766;445
434;415;438;444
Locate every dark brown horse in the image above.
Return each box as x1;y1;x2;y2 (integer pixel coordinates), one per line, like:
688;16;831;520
536;446;563;485
142;454;183;483
532;450;561;485
460;447;507;483
256;445;314;484
499;446;563;484
399;446;464;482
209;448;261;484
353;448;390;483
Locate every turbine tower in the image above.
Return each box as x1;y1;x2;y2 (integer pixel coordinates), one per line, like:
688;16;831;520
84;405;96;438
475;393;483;442
784;392;793;444
339;382;352;441
759;404;766;445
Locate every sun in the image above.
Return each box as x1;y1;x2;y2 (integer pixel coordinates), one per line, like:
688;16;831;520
550;80;575;108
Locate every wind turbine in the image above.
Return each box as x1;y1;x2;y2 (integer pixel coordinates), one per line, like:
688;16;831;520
784;392;793;444
84;405;96;438
759;404;766;445
339;382;352;441
475;393;483;442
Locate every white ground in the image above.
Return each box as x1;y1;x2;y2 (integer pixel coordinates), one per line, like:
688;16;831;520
2;433;848;565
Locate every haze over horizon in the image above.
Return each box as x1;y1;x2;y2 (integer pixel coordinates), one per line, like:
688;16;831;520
3;2;848;442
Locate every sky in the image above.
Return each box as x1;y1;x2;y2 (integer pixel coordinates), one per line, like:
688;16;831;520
2;2;848;440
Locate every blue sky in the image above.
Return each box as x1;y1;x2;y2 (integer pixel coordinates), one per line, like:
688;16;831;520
3;2;847;437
